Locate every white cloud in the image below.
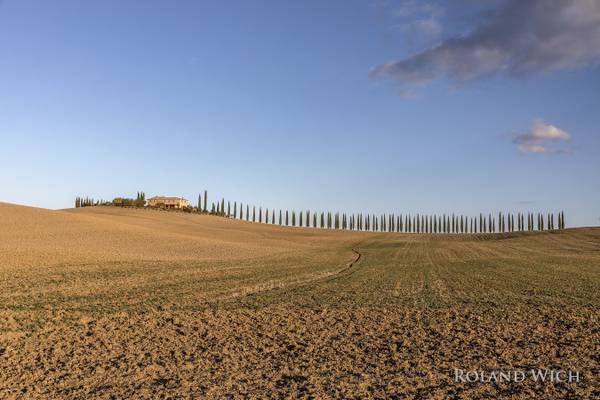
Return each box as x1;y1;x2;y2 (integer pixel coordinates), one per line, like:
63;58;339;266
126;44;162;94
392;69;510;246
513;119;572;155
372;0;600;87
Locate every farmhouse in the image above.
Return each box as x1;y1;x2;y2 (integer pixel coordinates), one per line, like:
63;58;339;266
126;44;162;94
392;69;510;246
147;196;189;209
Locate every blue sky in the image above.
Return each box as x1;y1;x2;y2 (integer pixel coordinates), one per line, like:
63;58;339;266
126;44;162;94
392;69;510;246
1;0;599;227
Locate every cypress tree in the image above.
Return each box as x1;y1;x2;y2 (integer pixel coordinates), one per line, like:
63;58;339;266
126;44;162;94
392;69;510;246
519;213;523;231
220;199;225;216
265;208;269;224
272;209;275;225
286;210;289;226
279;210;282;225
292;211;296;227
259;207;262;223
313;212;317;228
233;202;237;219
240;203;243;220
252;206;256;222
227;201;231;218
299;211;303;227
203;191;208;212
198;194;201;211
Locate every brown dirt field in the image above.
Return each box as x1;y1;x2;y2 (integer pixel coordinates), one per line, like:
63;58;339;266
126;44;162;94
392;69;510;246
1;202;599;399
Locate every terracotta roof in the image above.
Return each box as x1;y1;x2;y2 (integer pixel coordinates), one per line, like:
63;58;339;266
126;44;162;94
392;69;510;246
148;196;188;201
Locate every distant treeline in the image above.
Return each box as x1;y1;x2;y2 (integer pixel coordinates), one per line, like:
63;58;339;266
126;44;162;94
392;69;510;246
195;192;566;233
75;190;566;233
75;192;145;208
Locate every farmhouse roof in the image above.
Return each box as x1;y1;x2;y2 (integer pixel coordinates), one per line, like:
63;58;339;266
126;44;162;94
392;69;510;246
148;196;187;201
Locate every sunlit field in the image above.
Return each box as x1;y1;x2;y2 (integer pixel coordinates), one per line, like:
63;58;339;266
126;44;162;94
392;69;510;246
1;203;599;399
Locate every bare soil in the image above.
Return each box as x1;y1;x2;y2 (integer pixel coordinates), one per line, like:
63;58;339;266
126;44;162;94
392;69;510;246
1;203;599;399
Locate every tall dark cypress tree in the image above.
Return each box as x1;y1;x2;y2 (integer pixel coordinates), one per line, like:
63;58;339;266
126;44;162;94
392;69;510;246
227;201;231;218
203;191;208;212
252;206;256;222
292;211;296;227
265;208;269;224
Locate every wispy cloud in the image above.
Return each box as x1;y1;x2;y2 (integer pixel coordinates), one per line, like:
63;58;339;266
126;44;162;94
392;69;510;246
371;0;600;87
387;1;445;45
513;119;572;155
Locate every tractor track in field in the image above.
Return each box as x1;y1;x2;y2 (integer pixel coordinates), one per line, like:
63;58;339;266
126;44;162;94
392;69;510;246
216;248;363;303
332;248;362;277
